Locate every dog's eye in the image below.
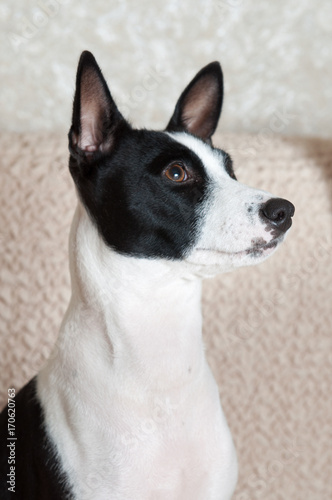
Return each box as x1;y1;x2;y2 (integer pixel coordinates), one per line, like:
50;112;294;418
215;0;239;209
164;163;188;182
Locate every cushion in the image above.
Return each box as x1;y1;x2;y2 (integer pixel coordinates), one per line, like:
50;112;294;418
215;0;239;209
0;131;331;499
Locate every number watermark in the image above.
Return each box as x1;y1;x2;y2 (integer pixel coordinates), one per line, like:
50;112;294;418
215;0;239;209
7;388;16;493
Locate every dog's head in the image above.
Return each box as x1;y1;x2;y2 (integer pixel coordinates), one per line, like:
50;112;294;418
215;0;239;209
68;51;294;277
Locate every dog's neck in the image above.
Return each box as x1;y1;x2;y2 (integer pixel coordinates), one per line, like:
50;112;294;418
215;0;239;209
49;203;205;394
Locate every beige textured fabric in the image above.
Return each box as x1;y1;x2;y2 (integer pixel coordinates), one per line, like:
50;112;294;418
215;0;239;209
0;131;331;498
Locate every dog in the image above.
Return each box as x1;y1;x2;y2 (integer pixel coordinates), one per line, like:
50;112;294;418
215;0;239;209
0;51;294;500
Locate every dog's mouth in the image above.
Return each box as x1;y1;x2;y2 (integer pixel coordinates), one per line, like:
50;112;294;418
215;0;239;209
245;237;281;257
196;236;283;259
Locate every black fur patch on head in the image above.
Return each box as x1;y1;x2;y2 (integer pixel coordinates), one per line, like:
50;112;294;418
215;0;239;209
67;51;228;259
69;129;209;259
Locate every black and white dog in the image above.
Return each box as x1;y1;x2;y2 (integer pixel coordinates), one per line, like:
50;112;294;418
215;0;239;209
0;51;294;499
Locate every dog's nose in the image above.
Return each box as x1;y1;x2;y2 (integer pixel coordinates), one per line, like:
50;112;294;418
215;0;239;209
260;198;295;233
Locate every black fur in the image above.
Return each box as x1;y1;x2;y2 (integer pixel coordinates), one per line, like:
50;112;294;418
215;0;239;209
216;149;236;180
69;128;211;259
0;378;73;499
0;53;229;497
68;51;226;260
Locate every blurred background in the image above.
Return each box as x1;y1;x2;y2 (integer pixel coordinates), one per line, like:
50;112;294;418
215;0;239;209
0;0;331;136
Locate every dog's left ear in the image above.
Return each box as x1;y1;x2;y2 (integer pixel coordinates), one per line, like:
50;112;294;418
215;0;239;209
69;51;128;162
166;62;223;143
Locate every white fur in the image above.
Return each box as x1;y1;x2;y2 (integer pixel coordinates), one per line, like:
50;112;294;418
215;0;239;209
168;132;284;277
37;133;289;499
37;203;237;500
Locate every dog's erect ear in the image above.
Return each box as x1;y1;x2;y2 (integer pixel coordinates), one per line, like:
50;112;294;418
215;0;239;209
69;51;127;160
166;62;223;143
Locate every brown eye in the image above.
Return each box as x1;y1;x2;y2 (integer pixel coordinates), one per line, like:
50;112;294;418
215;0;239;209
165;164;187;182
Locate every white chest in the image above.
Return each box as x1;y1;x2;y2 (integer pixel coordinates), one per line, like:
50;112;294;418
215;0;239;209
37;210;238;499
41;366;237;500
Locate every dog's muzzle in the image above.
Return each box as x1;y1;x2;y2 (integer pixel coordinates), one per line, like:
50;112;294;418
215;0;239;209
260;198;295;235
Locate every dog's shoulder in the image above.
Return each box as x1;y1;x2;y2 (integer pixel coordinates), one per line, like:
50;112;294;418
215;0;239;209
0;377;74;500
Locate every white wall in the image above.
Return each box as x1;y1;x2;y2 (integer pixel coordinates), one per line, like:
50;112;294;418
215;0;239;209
0;0;331;137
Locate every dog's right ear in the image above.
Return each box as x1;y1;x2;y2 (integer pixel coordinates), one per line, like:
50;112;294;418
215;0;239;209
69;51;128;163
166;62;223;144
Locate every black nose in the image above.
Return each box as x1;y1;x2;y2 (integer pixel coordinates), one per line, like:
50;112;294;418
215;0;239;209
260;198;295;233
